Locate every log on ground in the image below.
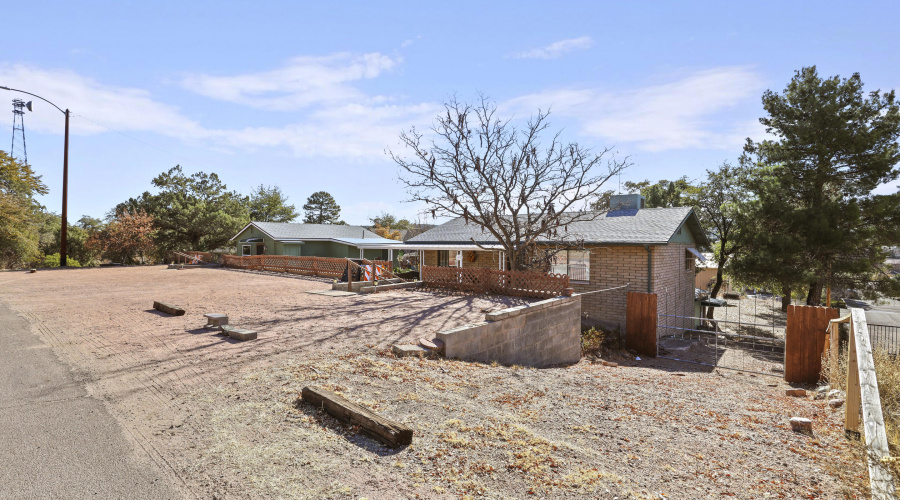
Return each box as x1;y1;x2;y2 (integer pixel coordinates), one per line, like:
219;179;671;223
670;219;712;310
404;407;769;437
153;301;185;316
301;386;413;447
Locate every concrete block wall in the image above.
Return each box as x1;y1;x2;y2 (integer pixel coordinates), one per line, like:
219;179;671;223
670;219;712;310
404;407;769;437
436;295;582;368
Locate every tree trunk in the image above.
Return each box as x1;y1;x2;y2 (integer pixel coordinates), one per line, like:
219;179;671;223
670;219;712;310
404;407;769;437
709;267;725;298
806;281;823;306
781;285;792;312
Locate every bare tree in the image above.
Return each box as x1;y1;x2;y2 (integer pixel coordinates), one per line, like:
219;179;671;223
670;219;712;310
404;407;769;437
391;97;629;270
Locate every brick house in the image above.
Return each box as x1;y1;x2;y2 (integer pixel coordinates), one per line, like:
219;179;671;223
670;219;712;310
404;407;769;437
406;194;709;334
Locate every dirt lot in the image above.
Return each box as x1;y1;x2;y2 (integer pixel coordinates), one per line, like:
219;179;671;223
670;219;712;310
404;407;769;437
0;266;871;499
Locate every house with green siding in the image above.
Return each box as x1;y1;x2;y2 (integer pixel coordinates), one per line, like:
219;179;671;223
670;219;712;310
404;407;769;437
230;222;406;263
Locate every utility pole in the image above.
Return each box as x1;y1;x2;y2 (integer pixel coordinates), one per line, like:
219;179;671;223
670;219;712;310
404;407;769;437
62;109;69;266
0;86;71;266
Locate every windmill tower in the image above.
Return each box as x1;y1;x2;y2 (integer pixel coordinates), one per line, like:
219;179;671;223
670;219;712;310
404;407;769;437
11;98;28;164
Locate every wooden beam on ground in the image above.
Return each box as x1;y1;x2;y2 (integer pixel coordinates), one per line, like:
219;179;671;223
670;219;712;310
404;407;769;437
301;386;413;447
849;308;896;499
152;301;185;316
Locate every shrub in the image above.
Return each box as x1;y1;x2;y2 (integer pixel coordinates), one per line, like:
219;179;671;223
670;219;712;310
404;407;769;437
39;253;81;268
581;325;624;356
823;343;899;483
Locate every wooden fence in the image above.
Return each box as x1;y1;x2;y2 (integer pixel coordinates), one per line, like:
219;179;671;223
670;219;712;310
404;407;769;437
625;291;657;357
828;309;896;499
222;255;359;279
784;305;839;384
419;265;570;299
220;255;402;281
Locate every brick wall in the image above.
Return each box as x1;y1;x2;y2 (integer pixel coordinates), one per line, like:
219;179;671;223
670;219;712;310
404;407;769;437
572;245;649;331
422;250;437;267
436;296;582;368
462;250;501;269
420;250;501;269
651;243;696;337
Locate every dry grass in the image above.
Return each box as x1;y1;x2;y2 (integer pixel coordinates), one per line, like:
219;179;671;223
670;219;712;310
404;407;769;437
173;349;868;499
823;343;900;484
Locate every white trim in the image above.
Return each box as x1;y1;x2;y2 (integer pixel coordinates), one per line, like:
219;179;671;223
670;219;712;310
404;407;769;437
407;244;504;251
230;221;280;242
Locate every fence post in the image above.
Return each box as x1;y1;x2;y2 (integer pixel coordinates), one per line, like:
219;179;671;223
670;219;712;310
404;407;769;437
347;260;353;290
845;319;861;434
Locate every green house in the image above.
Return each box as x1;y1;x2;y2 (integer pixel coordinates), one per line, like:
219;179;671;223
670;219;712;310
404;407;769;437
230;222;406;263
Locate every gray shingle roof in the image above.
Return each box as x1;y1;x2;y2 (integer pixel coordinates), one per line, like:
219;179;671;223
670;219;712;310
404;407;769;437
247;222;384;241
406;207;708;246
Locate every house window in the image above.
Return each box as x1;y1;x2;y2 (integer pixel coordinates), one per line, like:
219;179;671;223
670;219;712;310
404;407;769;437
550;249;590;282
241;244;251;256
437;250;450;267
685;249;693;271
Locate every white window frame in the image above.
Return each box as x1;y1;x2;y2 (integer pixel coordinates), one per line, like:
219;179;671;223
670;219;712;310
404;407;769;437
551;249;590;282
241;244;251;256
567;249;590;283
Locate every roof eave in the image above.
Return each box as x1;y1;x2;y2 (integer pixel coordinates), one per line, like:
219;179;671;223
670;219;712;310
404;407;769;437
230;221;278;242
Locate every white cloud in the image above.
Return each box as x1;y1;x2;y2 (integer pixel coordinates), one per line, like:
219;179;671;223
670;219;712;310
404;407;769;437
513;36;594;60
0;63;207;139
180;53;400;111
504;66;765;151
1;62;766;161
0;62;435;159
209;102;440;158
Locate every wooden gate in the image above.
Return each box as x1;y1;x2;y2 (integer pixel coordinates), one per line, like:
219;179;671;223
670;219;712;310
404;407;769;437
626;292;657;357
784;305;839;384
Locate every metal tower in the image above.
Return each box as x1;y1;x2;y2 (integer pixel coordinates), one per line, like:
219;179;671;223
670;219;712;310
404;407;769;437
11;98;27;164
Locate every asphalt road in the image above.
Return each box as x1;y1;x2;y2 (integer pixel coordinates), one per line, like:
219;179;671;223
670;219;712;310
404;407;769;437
843;297;900;326
0;300;183;500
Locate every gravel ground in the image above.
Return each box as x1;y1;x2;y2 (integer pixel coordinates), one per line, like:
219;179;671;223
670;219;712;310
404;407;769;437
0;266;871;499
659;295;789;376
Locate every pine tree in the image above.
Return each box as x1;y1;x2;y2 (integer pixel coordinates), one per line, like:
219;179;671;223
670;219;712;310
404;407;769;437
730;67;900;305
302;191;342;224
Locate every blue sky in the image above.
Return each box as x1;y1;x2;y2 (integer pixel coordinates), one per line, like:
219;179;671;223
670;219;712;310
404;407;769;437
2;1;899;224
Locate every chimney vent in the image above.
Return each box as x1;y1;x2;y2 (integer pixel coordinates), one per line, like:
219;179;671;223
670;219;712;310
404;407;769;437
609;193;646;211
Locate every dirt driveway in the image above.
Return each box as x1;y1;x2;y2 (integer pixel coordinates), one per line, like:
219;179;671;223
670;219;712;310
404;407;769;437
0;266;870;498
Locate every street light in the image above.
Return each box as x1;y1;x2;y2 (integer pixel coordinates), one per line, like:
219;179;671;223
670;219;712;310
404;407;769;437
0;86;71;266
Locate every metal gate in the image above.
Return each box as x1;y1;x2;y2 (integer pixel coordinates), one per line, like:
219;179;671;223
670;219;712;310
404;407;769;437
656;293;786;377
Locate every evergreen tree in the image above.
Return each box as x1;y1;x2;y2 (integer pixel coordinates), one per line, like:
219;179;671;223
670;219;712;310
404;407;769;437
302;191;342;224
115;166;249;254
730;67;900;305
248;184;298;222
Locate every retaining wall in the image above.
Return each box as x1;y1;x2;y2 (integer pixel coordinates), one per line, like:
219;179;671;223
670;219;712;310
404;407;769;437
436;295;582;368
